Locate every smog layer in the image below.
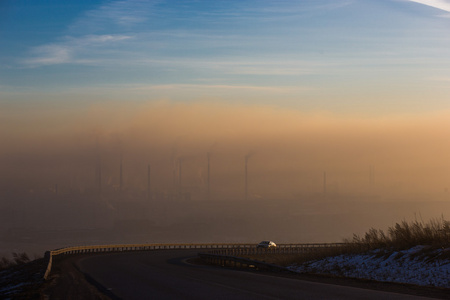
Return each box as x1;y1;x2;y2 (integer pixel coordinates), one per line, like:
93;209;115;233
1;101;450;255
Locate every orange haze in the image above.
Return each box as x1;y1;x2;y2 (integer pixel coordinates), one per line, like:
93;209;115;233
2;100;450;200
1;100;450;253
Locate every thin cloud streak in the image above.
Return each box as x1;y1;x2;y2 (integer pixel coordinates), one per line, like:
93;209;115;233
408;0;450;12
129;84;311;93
22;35;133;67
69;0;160;32
428;77;450;82
222;0;354;18
25;45;71;66
137;58;331;76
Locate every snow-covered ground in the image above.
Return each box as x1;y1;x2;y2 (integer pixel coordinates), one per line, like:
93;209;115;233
0;258;45;299
288;246;450;288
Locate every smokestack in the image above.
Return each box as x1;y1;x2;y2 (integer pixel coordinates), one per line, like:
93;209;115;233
244;152;255;201
98;161;102;197
207;152;210;201
369;165;374;186
179;157;182;197
95;135;102;198
147;164;151;200
245;155;248;201
369;165;375;196
119;154;123;193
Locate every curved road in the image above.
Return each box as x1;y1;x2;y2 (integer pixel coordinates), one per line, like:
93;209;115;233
77;250;436;300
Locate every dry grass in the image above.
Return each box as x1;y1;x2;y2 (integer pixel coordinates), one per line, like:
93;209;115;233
0;252;31;270
346;216;450;251
244;217;450;266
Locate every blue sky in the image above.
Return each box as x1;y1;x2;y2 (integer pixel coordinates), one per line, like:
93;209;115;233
1;0;450;114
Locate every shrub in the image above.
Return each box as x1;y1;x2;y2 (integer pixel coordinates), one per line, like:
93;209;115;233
349;217;450;251
12;252;30;265
0;257;14;270
0;252;31;270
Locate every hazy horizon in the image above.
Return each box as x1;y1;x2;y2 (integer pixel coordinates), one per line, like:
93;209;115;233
2;101;450;200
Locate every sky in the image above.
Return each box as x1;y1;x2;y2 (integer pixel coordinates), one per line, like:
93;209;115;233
1;0;450;114
1;0;450;250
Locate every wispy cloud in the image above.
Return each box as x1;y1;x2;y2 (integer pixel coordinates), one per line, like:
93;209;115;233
407;0;450;12
25;45;71;66
21;0;156;67
17;0;355;73
22;34;132;67
136;57;330;76
428;76;450;82
235;0;353;16
125;83;311;95
70;0;160;32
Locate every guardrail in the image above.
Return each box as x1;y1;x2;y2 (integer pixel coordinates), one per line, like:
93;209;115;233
43;243;254;280
199;253;290;272
199;243;352;272
43;242;349;280
209;243;349;256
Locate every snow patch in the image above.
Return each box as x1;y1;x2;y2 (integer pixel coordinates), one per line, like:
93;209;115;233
288;246;450;288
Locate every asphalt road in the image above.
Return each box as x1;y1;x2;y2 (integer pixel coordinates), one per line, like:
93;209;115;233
77;250;437;300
